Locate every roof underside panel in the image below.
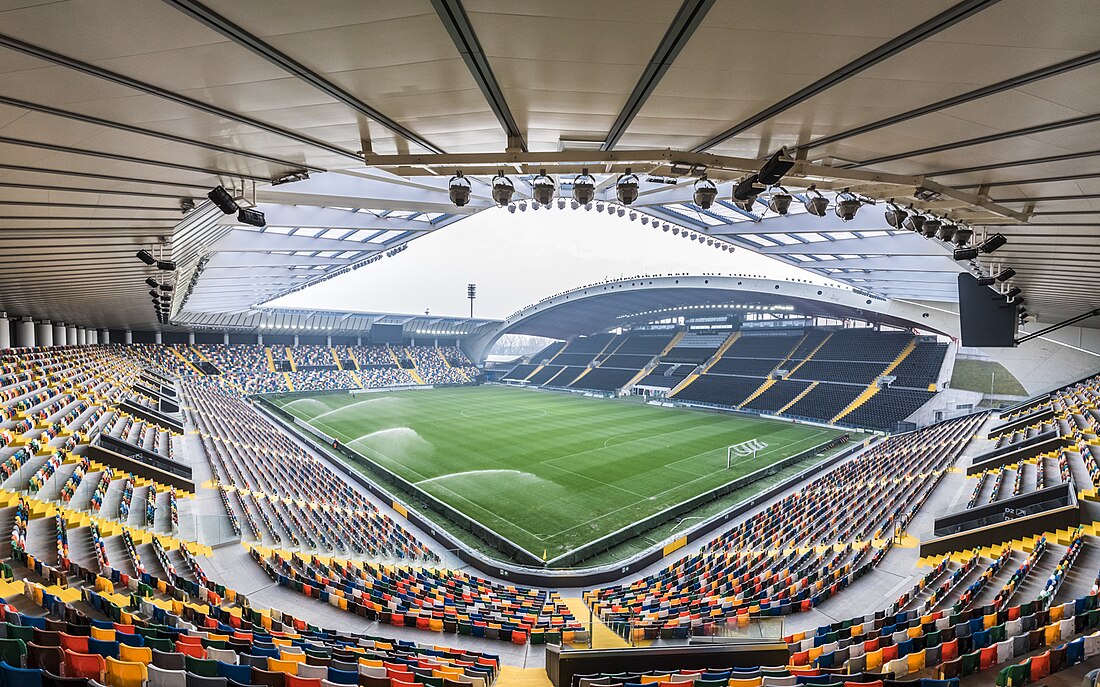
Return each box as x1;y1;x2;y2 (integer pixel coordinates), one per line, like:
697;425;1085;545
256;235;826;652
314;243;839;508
0;0;1093;329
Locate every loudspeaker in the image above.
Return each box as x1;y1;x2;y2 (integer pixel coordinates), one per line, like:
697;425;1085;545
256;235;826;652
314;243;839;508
957;273;1017;347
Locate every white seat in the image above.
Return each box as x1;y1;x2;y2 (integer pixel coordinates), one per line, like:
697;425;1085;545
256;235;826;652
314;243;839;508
298;664;329;679
206;648;238;664
147;664;188;687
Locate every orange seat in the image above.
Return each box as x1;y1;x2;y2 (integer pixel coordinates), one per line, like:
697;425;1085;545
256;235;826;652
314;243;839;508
175;641;205;658
286;676;322;687
60;634;89;654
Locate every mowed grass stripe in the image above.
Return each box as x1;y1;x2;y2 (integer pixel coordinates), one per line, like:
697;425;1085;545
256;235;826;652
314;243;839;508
276;386;842;558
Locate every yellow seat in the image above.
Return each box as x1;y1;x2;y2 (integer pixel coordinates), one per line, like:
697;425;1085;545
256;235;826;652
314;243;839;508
105;657;147;687
118;644;152;665
907;650;925;673
866;649;883;671
91;627;116;641
640;676;670;684
279;652;306;664
267;658;300;675
730;678;762;687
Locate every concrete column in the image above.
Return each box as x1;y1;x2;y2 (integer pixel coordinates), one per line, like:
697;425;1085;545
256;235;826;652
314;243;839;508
76;328;87;345
188;332;195;345
124;330;133;344
356;336;362;346
54;323;66;346
66;325;77;344
257;334;264;345
16;319;35;348
100;329;110;344
154;331;162;344
88;329;98;344
35;321;53;347
223;332;230;345
293;334;299;346
0;313;10;349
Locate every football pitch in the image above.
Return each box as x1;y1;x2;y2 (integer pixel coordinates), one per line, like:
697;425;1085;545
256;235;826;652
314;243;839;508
274;385;845;560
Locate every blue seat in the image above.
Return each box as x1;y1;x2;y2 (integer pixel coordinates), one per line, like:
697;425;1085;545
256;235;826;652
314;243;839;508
86;639;118;660
0;661;43;687
919;679;959;687
216;662;250;684
114;634;143;648
326;668;357;685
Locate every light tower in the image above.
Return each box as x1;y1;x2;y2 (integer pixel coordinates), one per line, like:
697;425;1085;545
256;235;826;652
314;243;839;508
467;283;477;318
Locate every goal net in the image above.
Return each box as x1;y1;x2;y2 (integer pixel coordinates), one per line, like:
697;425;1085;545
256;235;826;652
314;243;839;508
727;439;769;469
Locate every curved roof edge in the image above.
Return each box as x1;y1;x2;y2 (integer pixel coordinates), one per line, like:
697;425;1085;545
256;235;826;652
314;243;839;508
465;275;960;362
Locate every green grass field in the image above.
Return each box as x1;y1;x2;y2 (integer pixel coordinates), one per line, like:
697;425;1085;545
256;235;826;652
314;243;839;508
274;386;844;560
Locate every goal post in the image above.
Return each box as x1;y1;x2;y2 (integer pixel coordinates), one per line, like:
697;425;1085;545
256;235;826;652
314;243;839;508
727;438;769;469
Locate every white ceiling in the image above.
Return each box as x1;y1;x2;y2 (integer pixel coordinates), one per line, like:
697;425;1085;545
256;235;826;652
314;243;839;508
0;0;1095;330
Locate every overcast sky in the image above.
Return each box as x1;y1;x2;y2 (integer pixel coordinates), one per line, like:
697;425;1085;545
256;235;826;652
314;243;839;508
269;207;826;319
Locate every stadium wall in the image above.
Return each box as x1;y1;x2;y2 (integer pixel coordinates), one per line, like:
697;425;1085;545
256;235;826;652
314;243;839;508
253;395;871;586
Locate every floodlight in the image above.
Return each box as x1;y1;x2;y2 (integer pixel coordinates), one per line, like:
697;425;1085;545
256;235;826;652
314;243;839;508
953;227;973;246
491;172;515;207
980;233;1007;254
834;190;862;222
767;190;793;215
237;207;266;227
136;250;156;265
693;176;717;210
573;169;595;205
531;169;555;206
616;170;639;205
885;203;908;229
804;186;829;217
903;213;925;233
448;171;471;207
207;186;238;214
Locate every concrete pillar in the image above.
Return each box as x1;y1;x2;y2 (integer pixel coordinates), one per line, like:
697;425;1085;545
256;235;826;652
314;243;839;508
188;332;195;345
326;335;332;347
66;325;77;344
88;329;98;344
223;332;229;345
155;331;162;344
0;313;10;350
257;334;264;345
54;323;66;346
356;336;362;346
293;334;299;346
76;328;86;345
124;330;132;344
35;321;53;347
100;329;110;344
16;319;35;348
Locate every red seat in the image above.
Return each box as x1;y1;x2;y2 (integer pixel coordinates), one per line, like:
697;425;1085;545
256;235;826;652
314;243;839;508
60;634;89;654
64;650;106;680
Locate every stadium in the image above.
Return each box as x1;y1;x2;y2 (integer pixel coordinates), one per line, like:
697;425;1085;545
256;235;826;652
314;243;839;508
1;3;1100;687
